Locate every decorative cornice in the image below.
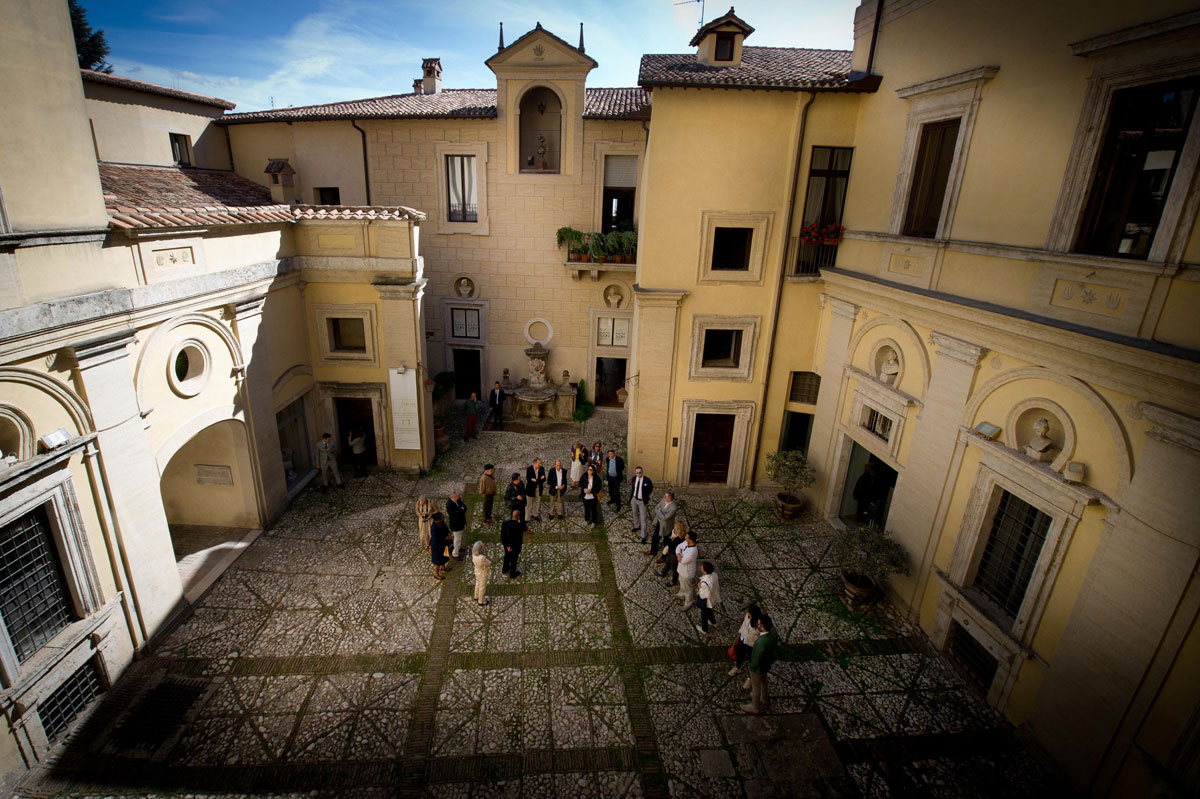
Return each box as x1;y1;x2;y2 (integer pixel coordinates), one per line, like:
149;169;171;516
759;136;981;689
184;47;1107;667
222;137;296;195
1070;9;1200;57
69;329;136;368
931;331;986;366
1140;403;1200;454
895;65;999;99
229;294;267;321
828;296;859;320
373;280;425;301
632;285;688;307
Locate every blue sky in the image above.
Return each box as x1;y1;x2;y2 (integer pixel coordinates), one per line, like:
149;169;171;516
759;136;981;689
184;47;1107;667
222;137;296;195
80;0;859;112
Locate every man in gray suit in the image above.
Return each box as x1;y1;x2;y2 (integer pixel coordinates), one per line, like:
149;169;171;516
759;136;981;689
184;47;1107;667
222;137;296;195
646;489;677;557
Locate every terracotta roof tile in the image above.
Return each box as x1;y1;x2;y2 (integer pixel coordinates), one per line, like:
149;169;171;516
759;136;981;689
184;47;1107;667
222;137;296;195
218;87;650;124
81;69;236;110
639;46;854;91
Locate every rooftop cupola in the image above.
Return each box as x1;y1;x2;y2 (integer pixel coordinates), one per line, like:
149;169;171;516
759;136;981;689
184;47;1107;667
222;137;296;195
690;6;754;67
421;57;442;94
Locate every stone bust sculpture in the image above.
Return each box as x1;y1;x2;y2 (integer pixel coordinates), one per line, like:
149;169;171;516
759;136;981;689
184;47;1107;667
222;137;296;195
878;349;900;386
1024;417;1056;462
604;286;622;308
455;277;473;298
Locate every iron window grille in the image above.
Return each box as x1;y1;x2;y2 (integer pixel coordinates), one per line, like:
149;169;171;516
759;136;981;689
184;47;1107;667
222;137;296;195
975;491;1052;627
864;408;892;442
0;505;75;663
788;371;821;404
947;621;999;692
38;658;104;741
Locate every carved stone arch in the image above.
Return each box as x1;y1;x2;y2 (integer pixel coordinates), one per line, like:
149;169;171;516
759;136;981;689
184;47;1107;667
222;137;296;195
0;403;36;459
962;366;1133;487
154;403;244;474
0;367;93;435
516;81;569;113
847;316;931;395
272;364;314;395
134;313;244;396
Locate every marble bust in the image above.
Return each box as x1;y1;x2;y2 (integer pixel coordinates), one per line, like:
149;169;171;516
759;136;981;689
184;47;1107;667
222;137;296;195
604;286;623;308
1024;418;1057;462
455;277;473;298
878;350;900;386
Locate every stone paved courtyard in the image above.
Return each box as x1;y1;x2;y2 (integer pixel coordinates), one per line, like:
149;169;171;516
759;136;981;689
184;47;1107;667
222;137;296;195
17;410;1055;798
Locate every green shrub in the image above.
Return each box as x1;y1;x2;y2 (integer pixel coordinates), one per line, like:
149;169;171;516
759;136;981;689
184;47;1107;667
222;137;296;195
829;524;910;581
573;401;595;422
432;371;456;401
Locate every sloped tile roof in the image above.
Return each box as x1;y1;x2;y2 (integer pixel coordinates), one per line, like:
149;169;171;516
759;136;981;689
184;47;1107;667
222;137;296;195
81;69;236;110
97;163;423;230
218;87;650;124
639;46;855;91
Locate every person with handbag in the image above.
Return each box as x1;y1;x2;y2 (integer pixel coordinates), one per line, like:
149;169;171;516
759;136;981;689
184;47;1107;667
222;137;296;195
728;604;763;683
695;561;720;635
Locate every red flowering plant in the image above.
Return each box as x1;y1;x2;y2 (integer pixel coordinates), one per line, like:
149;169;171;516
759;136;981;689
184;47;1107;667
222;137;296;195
823;222;844;242
798;222;825;246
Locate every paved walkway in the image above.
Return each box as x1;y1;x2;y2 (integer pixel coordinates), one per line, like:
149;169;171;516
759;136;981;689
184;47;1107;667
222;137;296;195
18;411;1053;798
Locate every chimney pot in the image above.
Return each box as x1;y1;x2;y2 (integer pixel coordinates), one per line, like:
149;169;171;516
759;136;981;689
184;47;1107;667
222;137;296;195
421;57;443;94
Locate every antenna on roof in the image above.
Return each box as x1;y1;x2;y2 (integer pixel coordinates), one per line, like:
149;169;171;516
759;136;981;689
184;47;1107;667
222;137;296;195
673;0;705;30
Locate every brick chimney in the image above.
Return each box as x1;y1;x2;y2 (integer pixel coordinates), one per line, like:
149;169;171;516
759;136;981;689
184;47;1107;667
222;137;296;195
264;158;296;204
413;78;423;93
421;58;442;94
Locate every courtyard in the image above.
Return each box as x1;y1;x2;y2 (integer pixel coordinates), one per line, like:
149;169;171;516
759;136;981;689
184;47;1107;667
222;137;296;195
17;412;1053;798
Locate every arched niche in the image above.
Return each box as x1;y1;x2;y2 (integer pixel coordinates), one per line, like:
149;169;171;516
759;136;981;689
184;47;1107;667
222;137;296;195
518;85;563;173
0;368;93;441
847;316;930;397
159;416;259;529
0;404;35;461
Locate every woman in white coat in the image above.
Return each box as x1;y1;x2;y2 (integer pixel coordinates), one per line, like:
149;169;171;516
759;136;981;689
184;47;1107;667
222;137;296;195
695;560;721;635
472;540;491;606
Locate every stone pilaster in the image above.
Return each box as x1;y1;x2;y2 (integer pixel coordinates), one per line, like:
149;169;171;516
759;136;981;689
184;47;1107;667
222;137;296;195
227;295;287;522
888;331;985;610
375;280;432;470
68;330;182;642
1028;404;1200;789
807;295;858;512
628;286;687;482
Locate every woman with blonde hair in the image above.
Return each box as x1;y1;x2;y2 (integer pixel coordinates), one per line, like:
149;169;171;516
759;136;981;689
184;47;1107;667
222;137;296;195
569;440;586;487
472;541;491;606
415;496;435;551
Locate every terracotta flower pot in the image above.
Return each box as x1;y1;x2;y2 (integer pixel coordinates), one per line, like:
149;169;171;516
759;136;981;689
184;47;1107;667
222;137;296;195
841;571;878;605
776;492;804;519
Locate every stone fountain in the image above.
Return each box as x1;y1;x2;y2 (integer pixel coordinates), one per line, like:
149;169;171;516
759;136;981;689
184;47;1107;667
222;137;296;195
502;342;576;422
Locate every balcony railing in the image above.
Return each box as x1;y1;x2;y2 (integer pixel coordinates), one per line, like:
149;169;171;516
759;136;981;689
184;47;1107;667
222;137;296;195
794;241;838;275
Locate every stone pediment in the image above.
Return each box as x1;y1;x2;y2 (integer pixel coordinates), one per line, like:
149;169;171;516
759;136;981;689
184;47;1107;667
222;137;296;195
486;23;597;74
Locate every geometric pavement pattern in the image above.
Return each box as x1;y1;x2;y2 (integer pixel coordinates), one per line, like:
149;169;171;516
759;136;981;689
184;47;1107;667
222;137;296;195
16;411;1056;798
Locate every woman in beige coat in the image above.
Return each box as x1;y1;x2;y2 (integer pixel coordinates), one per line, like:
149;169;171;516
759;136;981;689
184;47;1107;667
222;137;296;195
415;496;435;552
472;540;491;606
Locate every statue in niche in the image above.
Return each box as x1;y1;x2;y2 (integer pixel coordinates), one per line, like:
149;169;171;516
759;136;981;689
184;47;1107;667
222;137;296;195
878;349;900;386
604;285;623;308
536;135;548;170
455;277;474;298
1024;418;1057;462
528;346;548;389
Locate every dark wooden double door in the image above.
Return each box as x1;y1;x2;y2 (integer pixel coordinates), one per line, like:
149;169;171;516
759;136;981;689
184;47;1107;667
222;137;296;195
689;413;735;484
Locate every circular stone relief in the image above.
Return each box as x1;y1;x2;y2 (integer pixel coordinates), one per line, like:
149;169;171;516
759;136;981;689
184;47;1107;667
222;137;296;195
524;317;554;346
451;274;476;298
167;338;211;398
869;340;904;387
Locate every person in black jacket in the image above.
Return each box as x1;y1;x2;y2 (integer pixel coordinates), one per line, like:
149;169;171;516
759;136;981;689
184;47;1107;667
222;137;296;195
489;381;506;430
505;472;527;522
629;466;653;541
580;463;601;528
525;458;547;521
500;509;526;578
446;489;468;561
604;449;625;508
546;458;569;520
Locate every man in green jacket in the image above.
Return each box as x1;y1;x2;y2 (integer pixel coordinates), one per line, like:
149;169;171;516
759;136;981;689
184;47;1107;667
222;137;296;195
463;392;480;440
741;614;778;714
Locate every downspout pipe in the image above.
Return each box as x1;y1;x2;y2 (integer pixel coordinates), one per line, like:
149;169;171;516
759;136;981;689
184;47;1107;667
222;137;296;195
748;90;816;490
351;119;371;205
866;0;884;78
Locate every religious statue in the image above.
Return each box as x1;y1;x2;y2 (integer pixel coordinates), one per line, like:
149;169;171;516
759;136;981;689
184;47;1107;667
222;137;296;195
1024;417;1057;462
604;285;623;308
536;134;548;170
878;349;900;386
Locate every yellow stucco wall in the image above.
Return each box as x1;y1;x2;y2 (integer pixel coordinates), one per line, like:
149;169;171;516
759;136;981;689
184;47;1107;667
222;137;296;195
84;84;230;169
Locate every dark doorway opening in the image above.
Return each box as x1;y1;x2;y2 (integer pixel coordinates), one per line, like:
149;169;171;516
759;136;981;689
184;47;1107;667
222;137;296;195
838;441;897;528
334;397;376;467
781;411;813;454
452;348;481;402
594;357;627;407
689;413;735;484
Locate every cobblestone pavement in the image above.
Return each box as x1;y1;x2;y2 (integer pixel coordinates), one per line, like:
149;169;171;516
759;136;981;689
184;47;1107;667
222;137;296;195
19;410;1053;798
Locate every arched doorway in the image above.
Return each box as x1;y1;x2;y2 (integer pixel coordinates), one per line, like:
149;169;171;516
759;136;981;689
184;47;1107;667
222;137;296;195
519;86;562;173
159;418;261;600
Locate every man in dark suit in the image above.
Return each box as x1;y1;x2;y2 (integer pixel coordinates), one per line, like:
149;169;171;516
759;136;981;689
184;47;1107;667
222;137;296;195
500;510;526;578
546;458;569;520
604;449;625;508
525;458;547;521
489;381;506;430
630;466;654;542
505;472;527;522
446;489;468;561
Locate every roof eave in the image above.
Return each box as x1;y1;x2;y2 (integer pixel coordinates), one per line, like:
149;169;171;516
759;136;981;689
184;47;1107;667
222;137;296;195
217;112;499;125
638;74;880;93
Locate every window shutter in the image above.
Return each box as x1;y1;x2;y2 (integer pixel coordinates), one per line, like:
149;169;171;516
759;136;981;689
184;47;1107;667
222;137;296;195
604;155;637;188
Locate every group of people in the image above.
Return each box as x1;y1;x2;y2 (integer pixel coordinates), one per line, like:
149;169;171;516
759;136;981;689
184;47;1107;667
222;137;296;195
315;430;371;491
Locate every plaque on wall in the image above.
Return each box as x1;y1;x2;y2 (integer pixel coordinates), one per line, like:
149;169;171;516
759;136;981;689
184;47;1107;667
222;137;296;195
452;308;480;339
390;367;421;449
612;318;629;347
194;464;234;485
598;317;613;346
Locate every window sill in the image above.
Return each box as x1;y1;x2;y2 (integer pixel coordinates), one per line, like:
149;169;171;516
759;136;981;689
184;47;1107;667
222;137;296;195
933;569;1035;662
565;259;637;282
2;595;121;698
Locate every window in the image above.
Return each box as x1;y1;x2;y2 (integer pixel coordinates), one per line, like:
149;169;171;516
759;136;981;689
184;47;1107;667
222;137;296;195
711;227;753;271
446;156;478;222
314;187;341;205
1075;77;1199;259
701;329;743;368
947;621;999;691
169;133;191;166
714;33;735;62
788;371;821;404
863;407;893;442
451;308;481;339
903;119;960;238
167;339;210;398
328;318;366;353
0;506;76;664
781;411;813;453
38;658;103;741
519;86;562;174
602;155;637;233
973;491;1051;627
796;147;852;274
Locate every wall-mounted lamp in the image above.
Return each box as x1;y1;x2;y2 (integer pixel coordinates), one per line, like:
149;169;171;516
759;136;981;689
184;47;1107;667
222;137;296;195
39;428;72;450
973;421;1001;440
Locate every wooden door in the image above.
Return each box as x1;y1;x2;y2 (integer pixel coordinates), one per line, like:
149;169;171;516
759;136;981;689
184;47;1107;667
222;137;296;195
689;413;735;483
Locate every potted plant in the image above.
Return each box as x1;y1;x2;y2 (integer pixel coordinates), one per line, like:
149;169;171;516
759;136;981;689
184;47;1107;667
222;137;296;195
556;226;584;261
605;231;624;263
587;232;607;265
798;222;824;248
829;524;910;604
765;450;815;519
823;222;844;245
620;230;637;263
